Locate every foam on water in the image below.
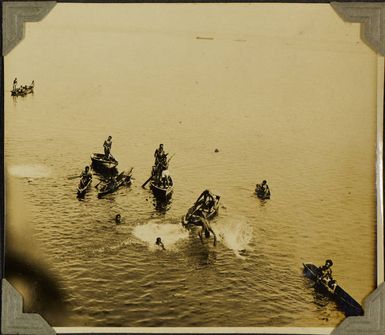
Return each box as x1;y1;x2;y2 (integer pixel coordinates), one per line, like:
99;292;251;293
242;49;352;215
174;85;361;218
132;220;189;251
212;216;253;258
8;164;51;178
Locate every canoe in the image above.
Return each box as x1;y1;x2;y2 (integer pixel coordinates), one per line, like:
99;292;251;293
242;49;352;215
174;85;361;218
255;184;270;199
77;177;92;198
303;263;364;316
150;178;174;199
182;192;220;225
11;85;34;97
91;153;118;170
97;168;133;198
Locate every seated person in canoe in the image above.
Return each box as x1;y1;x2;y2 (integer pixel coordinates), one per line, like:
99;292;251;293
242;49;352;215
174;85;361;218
79;166;92;188
317;259;336;290
160;169;173;188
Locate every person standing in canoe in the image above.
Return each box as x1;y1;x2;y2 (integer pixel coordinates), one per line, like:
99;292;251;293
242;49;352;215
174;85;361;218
154;144;168;165
103;136;114;160
12;78;17;91
153;144;168;179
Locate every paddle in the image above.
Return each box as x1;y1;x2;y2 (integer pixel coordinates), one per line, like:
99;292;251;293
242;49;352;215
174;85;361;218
142;154;175;188
141;175;153;188
67;174;80;180
167;153;175;164
94;180;103;189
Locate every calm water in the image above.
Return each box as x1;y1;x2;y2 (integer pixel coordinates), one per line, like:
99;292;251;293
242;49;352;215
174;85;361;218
4;3;377;328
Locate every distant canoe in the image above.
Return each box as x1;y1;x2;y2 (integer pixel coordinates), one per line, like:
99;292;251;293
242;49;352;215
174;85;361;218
90;153;118;170
11;85;34;97
303;263;364;317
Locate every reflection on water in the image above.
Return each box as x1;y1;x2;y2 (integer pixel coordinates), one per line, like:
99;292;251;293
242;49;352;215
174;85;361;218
4;3;377;328
152;194;173;213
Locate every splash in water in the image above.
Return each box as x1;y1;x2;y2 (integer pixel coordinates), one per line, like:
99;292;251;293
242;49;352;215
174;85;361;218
8;164;51;178
212;216;253;258
132;220;189;251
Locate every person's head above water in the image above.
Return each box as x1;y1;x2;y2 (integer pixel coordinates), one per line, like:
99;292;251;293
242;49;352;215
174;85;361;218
115;214;121;223
156;237;162;245
325;259;333;267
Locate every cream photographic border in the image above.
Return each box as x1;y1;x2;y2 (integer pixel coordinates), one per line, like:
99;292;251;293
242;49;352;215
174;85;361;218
1;1;384;334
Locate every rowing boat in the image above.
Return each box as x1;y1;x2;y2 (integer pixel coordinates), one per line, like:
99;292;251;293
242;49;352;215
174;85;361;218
150;181;173;199
77;177;92;198
11;85;34;97
91;153;118;170
150;170;174;199
182;191;220;225
97;168;133;198
303;263;364;316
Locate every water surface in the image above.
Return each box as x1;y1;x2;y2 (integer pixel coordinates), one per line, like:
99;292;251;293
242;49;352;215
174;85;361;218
4;3;377;328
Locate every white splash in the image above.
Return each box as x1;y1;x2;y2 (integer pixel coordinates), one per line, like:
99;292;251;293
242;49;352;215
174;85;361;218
212;216;253;258
132;220;189;251
8;164;51;178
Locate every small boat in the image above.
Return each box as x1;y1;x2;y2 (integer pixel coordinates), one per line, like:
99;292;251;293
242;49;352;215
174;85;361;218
182;191;220;225
150;171;174;199
97;168;133;198
255;183;270;199
150;182;174;198
303;263;364;316
11;82;34;97
77;177;92;198
91;153;118;170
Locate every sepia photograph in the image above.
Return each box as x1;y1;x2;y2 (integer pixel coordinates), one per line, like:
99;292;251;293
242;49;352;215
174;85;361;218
3;2;384;332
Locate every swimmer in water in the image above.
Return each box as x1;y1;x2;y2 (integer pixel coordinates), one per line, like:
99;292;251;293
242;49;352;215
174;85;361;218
194;213;217;246
115;214;122;224
155;237;166;250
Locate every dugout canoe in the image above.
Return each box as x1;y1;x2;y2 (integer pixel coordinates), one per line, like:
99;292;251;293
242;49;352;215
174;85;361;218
303;263;364;317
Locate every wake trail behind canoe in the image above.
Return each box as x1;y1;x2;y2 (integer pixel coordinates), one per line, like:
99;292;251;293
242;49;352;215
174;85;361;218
212;216;253;258
132;221;189;251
